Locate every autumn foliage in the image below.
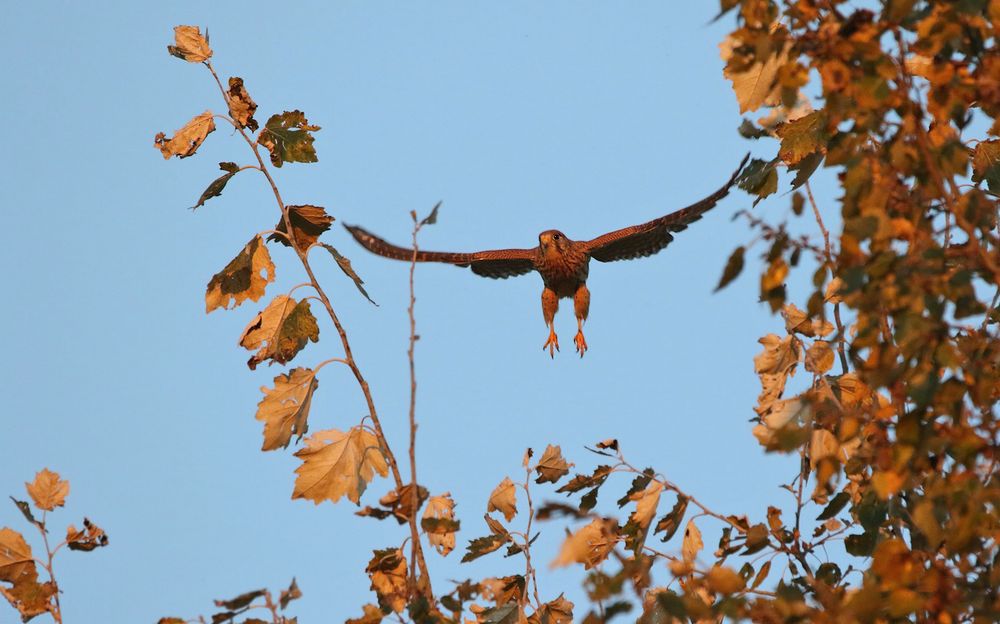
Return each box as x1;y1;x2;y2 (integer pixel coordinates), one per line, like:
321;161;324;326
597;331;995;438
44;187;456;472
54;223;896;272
5;5;1000;622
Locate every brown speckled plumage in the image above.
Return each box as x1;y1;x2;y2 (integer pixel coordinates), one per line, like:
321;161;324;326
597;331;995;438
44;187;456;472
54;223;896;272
344;154;749;357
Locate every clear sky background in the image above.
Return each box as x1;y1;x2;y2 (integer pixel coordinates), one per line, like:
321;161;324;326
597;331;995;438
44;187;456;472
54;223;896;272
1;3;840;622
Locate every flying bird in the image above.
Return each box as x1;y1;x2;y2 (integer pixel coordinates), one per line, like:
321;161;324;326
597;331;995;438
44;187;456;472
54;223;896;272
345;154;749;358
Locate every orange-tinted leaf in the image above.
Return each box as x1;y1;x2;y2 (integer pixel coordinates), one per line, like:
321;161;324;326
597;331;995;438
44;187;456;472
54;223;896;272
720;36;788;113
205;235;275;313
488;477;517;522
154;111;215;159
256;368;318;451
346;604;384;624
65;518;109;552
293;428;389;504
25;469;69;511
239;295;319;370
550;518;619;569
534;445;571;484
681;519;703;563
366;548;407;613
423;494;458;556
0;528;35;583
227;77;258;131
805;340;835;374
270;205;334;250
166;25;212;62
2;575;56;620
278;577;301;610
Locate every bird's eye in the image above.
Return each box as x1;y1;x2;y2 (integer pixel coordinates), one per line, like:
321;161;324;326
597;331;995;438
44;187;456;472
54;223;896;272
553;233;561;240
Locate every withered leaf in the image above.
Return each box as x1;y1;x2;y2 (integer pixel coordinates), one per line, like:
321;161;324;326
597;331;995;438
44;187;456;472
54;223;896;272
256;368;318;451
654;494;689;543
736;158;779;205
529;595;573;624
681;519;703;563
488;477;517;522
2;575;56;620
155;111;215;159
239;295;319;370
321;244;377;305
0;527;35;582
715;246;745;292
535;501;588;521
9;498;40;529
278;577;301;610
293;428;388;504
422;494;459;557
550;518;619;569
461;534;508;563
752;560;772;589
419;201;441;227
65;518;108;552
25;469;69;511
257;111;320;167
805;340;835;374
781;304;833;338
972;139;1000;194
776;110;827;165
790;151;824;189
270;205;334;250
376;484;429;524
366;548;407;613
534;445;571;484
345;604;384;624
617;469;654;508
205;235;275;313
706;565;745;594
623;482;662;554
226;77;258;131
484;513;509;536
214;588;266;610
595;439;618;451
167;25;212;62
472;603;519;624
556;465;612;495
719;35;789;113
816;491;850;521
193;162;240;209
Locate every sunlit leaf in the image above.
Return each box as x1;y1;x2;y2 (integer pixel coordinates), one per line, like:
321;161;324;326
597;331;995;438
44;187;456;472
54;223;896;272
293;428;389;504
25;469;69;511
0;528;35;583
256;367;318;451
65;518;108;552
488;477;517;522
681;519;702;563
971;139;1000;194
776;110;827;165
257;111;320;167
720;35;789;113
278;578;301;610
227;77;258;131
550;518;618;569
205;235;275;313
534;445;571;484
154;111;215;159
423;494;459;557
270;205;334;250
166;25;212;62
239;295;319;370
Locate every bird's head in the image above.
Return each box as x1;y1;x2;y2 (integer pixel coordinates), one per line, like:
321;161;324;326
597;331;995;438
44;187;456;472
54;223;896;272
539;230;570;253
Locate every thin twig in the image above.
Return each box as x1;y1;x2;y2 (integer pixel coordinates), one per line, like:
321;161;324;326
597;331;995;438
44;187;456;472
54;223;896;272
37;510;62;623
521;461;542;608
804;180;849;374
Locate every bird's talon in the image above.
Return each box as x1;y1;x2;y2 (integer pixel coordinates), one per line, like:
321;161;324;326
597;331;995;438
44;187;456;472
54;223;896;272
574;331;588;357
543;332;560;358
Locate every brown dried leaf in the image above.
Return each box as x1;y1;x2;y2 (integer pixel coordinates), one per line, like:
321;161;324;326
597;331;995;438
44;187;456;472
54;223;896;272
65;518;109;552
293;428;389;504
205;235;275;313
256;368;318;451
239;295;319;370
529;595;573;624
154;111;215;159
423;494;458;557
681;519;703;563
0;528;35;583
366;549;407;613
345;604;384;624
270;205;334;250
781;304;833;338
488;477;517;522
720;35;790;113
278;577;301;610
754;334;801;375
167;25;212;62
227;77;258;131
550;518;619;569
706;565;745;594
805;340;835;375
25;469;69;511
1;575;56;620
534;445;571;484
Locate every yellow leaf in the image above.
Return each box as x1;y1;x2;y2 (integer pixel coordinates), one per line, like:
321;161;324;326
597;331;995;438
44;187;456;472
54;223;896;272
293;428;388;504
345;604;384;624
488;477;517;522
423;494;457;557
154;111;215;159
681;519;703;563
824;277;844;304
630;482;663;532
205;235;275;313
226;77;258;131
782;304;834;338
166;25;212;62
256;368;318;451
805;340;835;374
239;295;319;370
550;518;618;569
706;565;745;594
366;549;407;613
25;469;69;511
809;429;840;468
0;528;36;583
872;470;905;500
754;334;801;375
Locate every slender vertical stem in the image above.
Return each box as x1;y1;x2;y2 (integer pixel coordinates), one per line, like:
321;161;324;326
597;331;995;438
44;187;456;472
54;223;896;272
37;511;62;623
805;180;849;374
521;466;542;608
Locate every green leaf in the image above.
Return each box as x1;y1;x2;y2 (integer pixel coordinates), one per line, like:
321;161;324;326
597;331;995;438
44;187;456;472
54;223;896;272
239;296;320;370
816;491;850;521
193;162;240;209
845;530;877;556
715;246;745;292
9;497;41;529
738;118;768;140
205;235;275;313
776;110;828;165
321;244;377;306
790;151;824;189
257;110;320;167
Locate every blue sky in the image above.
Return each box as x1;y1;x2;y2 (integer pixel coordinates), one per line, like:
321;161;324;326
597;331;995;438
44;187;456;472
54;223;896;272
1;3;840;621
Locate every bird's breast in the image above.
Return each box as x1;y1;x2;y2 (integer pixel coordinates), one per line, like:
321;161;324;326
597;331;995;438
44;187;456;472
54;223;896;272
536;246;590;297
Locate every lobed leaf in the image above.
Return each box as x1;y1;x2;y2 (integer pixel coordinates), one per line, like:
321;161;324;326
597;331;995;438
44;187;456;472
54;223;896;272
239;295;319;370
257;110;320;167
269;204;334;250
166;25;212;62
292;428;388;505
25;469;69;511
154;111;215;159
205;235;275;313
255;367;318;451
534;445;571;484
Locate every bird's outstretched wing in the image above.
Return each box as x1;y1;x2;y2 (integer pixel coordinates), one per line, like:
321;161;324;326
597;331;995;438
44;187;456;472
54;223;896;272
584;153;750;263
344;224;537;279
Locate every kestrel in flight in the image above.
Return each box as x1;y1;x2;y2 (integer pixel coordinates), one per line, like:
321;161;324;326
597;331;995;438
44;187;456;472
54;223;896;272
345;154;749;358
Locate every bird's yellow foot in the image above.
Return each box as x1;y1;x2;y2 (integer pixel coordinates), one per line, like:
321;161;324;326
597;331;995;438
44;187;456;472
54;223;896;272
574;330;588;357
542;329;560;358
